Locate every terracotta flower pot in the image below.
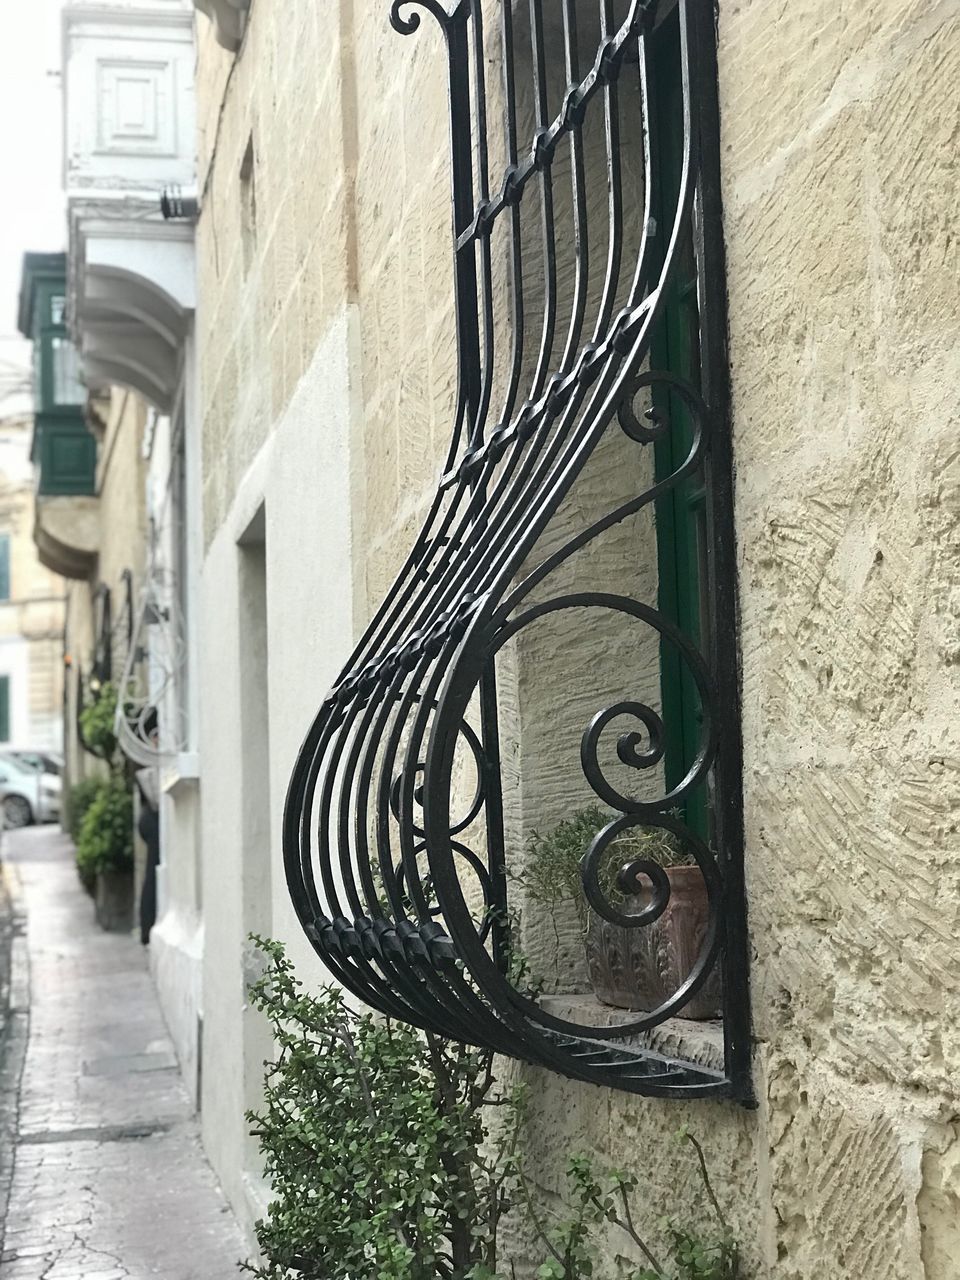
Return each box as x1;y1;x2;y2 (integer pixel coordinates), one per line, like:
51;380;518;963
95;866;134;933
584;864;721;1019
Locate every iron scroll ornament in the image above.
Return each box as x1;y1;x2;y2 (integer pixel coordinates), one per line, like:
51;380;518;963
284;0;751;1099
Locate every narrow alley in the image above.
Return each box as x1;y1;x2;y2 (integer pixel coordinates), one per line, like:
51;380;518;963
0;827;245;1279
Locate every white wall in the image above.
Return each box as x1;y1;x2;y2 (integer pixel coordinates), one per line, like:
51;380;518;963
146;374;206;1107
199;308;359;1236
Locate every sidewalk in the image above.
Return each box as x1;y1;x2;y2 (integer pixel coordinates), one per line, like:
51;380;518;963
0;826;246;1279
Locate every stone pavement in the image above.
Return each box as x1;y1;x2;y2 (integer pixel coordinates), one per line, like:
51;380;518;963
0;826;247;1279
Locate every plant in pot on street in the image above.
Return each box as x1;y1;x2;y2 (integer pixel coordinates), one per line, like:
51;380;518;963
68;776;106;893
75;776;134;931
78;679;120;765
519;805;720;1018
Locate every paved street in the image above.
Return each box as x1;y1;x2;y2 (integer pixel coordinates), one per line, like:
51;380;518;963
0;826;246;1279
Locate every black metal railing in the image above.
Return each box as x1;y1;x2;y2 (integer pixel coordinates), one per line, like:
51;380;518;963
284;0;751;1100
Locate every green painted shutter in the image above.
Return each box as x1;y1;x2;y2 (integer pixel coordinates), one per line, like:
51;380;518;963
651;11;709;839
0;536;10;602
0;677;10;743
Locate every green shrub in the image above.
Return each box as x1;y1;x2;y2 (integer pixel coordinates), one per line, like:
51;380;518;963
244;939;518;1280
244;942;740;1280
534;1139;740;1279
68;777;103;844
78;680;119;764
68;777;107;894
75;776;133;883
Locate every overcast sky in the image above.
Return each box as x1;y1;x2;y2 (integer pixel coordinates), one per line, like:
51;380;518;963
0;0;66;415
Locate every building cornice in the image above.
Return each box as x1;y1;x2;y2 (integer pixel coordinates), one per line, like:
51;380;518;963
34;495;100;582
63;0;197;414
63;4;194;35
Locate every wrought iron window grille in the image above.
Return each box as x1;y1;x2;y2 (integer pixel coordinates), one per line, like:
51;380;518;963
285;0;751;1101
115;563;189;768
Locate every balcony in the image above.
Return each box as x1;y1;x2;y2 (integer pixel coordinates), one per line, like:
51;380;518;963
63;1;196;415
18;253;99;580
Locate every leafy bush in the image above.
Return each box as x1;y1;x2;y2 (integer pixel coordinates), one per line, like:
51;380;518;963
244;938;519;1280
532;1139;739;1279
78;680;119;764
68;777;107;893
245;942;739;1280
68;777;104;844
75;776;133;883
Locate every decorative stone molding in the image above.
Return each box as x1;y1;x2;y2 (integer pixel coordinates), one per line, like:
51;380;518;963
194;0;250;53
34;495;100;580
63;2;196;414
69;205;194;413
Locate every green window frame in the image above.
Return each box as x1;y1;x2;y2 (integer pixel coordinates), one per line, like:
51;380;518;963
650;10;709;839
0;677;10;744
0;535;10;602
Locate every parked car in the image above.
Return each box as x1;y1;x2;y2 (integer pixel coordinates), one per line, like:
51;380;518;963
6;749;63;777
0;752;61;827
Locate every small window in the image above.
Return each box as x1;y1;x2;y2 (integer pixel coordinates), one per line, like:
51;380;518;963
49;337;85;407
50;294;66;326
0;536;10;602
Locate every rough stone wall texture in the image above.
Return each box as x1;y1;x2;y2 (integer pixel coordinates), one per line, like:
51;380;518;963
195;1;357;548
93;389;148;617
721;0;960;1272
193;0;960;1275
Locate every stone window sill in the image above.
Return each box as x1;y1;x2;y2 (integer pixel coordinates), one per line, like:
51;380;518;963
161;752;200;797
538;994;725;1072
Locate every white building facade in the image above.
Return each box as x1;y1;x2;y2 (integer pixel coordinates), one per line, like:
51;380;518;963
62;0;206;1100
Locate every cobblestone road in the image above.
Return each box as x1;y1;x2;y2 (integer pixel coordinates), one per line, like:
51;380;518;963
0;826;246;1279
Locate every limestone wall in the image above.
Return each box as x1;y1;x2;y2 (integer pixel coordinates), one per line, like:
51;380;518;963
193;0;960;1274
721;1;960;1272
93;389;148;615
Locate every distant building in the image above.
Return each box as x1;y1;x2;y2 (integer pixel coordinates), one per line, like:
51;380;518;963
0;411;65;751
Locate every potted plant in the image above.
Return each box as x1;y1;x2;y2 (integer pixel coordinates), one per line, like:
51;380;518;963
67;777;104;895
75;682;136;931
75;775;134;932
522;805;720;1019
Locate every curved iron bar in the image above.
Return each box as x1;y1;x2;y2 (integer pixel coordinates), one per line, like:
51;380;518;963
114;568;189;768
284;0;751;1100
